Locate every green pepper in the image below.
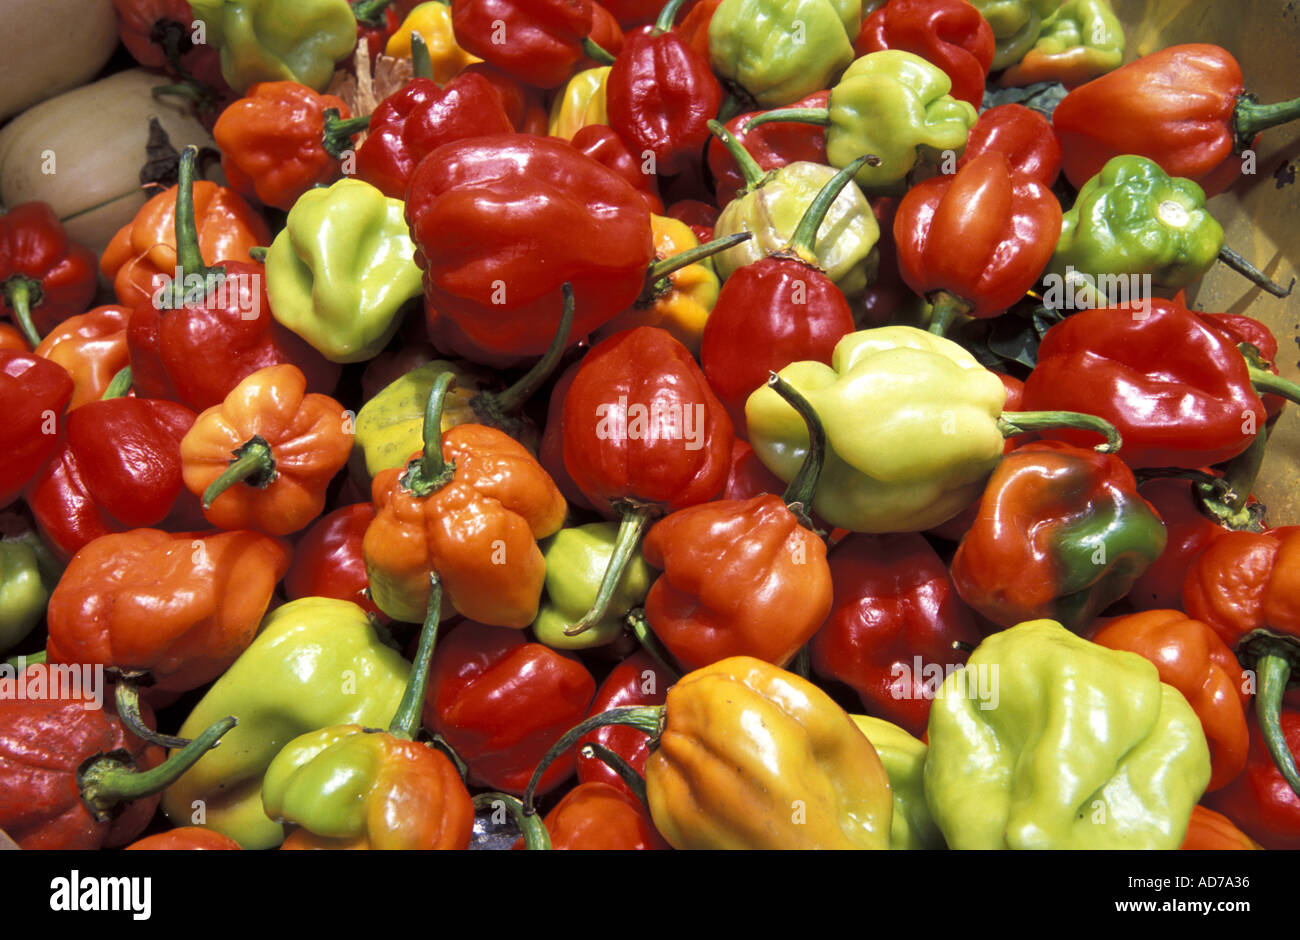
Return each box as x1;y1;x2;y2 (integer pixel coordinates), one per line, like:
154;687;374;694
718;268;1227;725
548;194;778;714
189;0;359;94
265;179;423;364
850;715;945;850
1047;155;1223;307
159;597;411;849
969;0;1064;70
708;0;855;108
924;619;1211;849
1000;0;1124;87
533;522;655;650
0;526;60;655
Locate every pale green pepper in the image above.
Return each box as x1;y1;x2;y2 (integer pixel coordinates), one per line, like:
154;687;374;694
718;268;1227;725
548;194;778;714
851;715;945;850
533;523;655;650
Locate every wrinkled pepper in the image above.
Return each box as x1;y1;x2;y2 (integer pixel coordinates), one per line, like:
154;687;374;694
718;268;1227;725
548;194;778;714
0;350;73;510
855;0;995;108
548;67;611;140
33;306;132;411
999;0;1123;89
534;522;655;650
0;202;98;349
968;0;1062;70
386;0;482;81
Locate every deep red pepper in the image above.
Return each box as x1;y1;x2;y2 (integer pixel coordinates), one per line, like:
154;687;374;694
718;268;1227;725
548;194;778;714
576;650;669;798
0;351;73;509
720;439;786;501
579;1;626;66
451;0;599;88
352;0;403;61
1126;479;1234;612
1206;706;1300;850
957;103;1061;188
707;91;831;207
855;0;995;108
0;203;98;349
810;532;980;738
665;199;717;244
284;503;384;620
538;361;595;511
570;124;665;214
463;63;551;135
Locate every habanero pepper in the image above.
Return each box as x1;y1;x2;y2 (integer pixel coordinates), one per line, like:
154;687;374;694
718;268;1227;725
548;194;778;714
548;66;611;140
576;650;670;798
855;0;995;108
707;91;831;207
0;202;98;349
570;125;665;215
285;503;384;619
0;514;60;655
34;306;132;411
125;826;242;850
353;0;404;62
850;714;945;849
385;0;482;82
1179;804;1260;851
956;102;1061;188
998;0;1123;89
518;780;668;849
451;0;609;88
968;0;1061;71
464;62;550;134
534;522;655;650
0;350;73;509
1205;705;1300;850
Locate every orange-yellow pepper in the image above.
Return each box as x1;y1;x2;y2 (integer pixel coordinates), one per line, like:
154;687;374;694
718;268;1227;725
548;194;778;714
34;305;131;410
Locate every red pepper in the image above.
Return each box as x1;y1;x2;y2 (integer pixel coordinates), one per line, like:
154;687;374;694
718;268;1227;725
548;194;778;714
285;503;385;619
1126;479;1234;612
855;0;995;108
580;1;626;66
423;621;597;797
352;0;403;61
25;396;205;561
602;0;678;26
125;826;242;850
576;651;669;798
1179;805;1260;850
810;533;980;738
0;203;98;349
1052;44;1300;198
894;150;1061;330
538;361;595;511
1197;309;1287;419
707;92;831;207
665;199;717;244
451;0;601;88
675;0;718;60
605;0;722;178
406;134;654;362
354;74;515;200
721;439;786;501
0;350;73;509
570;125;665;214
113;0;228;95
957;103;1061;188
463;63;551;135
520;780;668;849
1205;705;1300;850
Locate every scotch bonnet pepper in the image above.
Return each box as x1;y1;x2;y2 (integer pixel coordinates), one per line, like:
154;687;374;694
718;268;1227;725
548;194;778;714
0;202;98;349
850;714;945;849
855;0;995;108
968;0;1062;70
999;0;1123;89
534;522;655;650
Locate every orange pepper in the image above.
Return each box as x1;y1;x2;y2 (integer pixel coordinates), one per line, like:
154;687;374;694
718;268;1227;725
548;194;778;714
1179;804;1261;850
180;364;353;536
125;827;242;850
34;305;131;410
0;323;28;353
514;781;668;850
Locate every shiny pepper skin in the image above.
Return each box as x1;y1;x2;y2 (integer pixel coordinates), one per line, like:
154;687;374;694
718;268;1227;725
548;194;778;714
451;0;594;88
0;351;74;509
707;91;831;207
855;0;996;108
576;650;669;798
956;102;1061;187
33;305;132;411
125;827;242;850
526;781;668;849
1206;707;1300;850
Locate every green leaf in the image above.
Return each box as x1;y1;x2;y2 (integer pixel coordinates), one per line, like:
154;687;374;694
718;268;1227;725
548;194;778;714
981;81;1070;120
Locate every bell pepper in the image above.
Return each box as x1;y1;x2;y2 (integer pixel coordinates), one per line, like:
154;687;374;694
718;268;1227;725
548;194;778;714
1021;298;1300;469
956;102;1061;187
707;0;854;108
849;714;944;849
451;0;608;88
0;350;73;510
0;677;234;850
0;202;98;349
355;72;514;199
548;67;612;140
710;124;879;297
575;650;669;797
406;134;654;362
707;91;831;207
0;516;60;655
538;362;593;511
534;655;893;848
124;148;341;411
180;364;354;536
284;503;383;618
160;597;412;848
125;826;243;850
45;528;290;693
424;620;596;795
1179;805;1260;851
188;0;359;93
265;180;423;363
745;325;1120;533
386;0;482;81
364;372;567;626
534;522;655;650
701;159;863;430
606;0;722;177
855;0;995;108
812;533;980;737
967;0;1062;70
213;82;363;211
998;0;1122;89
951;440;1166;631
26;395;205;561
925;619;1211;849
1205;705;1300;850
1091;610;1249;792
895;150;1061;330
1052;43;1300;198
522;780;667;849
570;125;666;215
561;326;733;635
33;306;131;411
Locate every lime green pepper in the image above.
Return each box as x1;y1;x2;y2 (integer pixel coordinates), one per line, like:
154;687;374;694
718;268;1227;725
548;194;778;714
0;527;60;655
970;0;1064;70
1047;155;1223;307
1000;0;1124;87
924;619;1211;849
850;715;945;850
160;597;411;850
265;179;423;364
534;523;655;650
189;0;359;94
708;0;855;108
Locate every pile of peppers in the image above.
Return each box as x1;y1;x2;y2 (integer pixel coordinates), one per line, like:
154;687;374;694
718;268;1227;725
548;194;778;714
3;0;1300;854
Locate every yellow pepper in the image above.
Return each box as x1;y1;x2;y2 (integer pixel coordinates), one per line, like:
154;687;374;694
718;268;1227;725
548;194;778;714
386;1;481;83
547;67;610;141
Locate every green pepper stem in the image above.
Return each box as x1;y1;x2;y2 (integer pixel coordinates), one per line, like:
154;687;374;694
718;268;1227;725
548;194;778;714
472;792;552;850
645;232;752;283
351;0;395;26
707;119;766;190
581;741;649;809
1246;364;1300;409
768;373;825;526
248;246;268;263
653;0;689;33
1255;649;1300;799
998;410;1122;453
3;649;46;669
522;706;664;814
1216;245;1295;298
1213;420;1268;516
1234;94;1300;150
174;146;209;281
151;82;216;112
101;366;133;400
322;108;371;159
410;32;433;80
788;154;876;260
2;277;43;348
742;108;831;132
482;283;574;416
927;291;972;337
389;573;442;739
564;505;655;637
114;681;192;749
626;608;681;681
582;37;616;65
78;715;236;821
400;371;458;497
202;436;276;509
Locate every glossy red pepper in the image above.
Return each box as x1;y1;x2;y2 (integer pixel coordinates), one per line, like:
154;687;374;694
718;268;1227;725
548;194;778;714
957;103;1061;188
580;1;626;66
576;650;669;798
285;503;384;619
0;203;98;349
855;0;995;108
451;0;599;88
352;0;403;61
570;125;665;214
462;63;550;135
707;92;831;207
0;351;73;509
1206;706;1300;850
539;361;595;511
125;826;242;850
1127;479;1235;612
